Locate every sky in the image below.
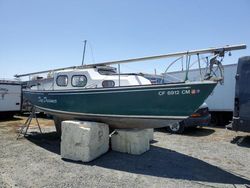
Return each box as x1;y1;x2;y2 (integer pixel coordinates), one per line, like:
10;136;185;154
0;0;250;79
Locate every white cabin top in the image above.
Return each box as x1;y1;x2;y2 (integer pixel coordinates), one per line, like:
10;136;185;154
30;66;151;90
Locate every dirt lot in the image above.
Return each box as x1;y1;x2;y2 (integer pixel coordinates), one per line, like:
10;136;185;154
0;116;250;188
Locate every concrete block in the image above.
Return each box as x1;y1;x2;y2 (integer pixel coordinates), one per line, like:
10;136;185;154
61;120;109;162
111;129;150;155
146;129;154;141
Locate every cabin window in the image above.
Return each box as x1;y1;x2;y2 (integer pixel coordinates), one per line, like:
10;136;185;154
98;67;117;75
102;80;115;88
72;75;87;87
56;75;68;87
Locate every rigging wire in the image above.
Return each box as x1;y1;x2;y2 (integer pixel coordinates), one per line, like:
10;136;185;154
88;41;96;64
164;56;184;73
189;54;213;69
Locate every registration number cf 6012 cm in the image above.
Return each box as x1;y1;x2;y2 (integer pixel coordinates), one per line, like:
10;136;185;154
158;89;200;96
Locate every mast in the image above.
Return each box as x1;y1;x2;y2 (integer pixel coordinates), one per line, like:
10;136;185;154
81;40;87;66
84;44;246;67
15;44;247;78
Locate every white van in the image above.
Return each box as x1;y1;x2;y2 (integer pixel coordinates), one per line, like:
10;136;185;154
0;80;22;117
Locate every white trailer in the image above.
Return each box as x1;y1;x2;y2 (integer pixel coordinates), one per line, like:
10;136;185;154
164;64;237;125
0;80;22;117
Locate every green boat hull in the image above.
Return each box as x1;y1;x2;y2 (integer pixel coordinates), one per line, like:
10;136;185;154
23;81;217;128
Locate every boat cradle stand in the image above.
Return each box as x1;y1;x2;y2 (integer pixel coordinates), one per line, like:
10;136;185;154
17;106;42;139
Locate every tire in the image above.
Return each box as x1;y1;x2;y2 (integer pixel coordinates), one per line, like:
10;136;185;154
53;116;62;136
167;121;185;134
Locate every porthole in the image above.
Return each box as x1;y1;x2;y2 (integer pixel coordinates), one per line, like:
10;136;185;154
72;75;88;87
56;75;68;87
102;80;115;88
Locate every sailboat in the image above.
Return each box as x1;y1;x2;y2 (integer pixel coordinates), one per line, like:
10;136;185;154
16;44;246;131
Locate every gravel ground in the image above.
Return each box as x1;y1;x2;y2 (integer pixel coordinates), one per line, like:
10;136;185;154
0;116;250;188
